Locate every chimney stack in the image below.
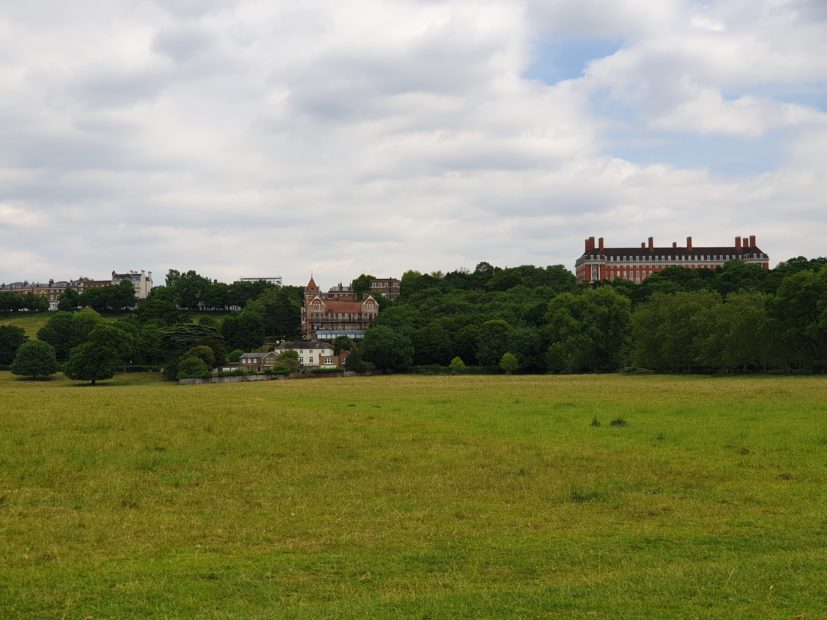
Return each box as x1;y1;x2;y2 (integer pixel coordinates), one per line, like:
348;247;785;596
742;235;749;248
641;242;645;249
749;235;756;248
686;236;693;249
585;237;595;252
598;237;604;251
672;242;677;248
648;237;654;253
735;236;741;249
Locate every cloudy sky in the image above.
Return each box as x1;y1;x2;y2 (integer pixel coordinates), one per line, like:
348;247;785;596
1;0;826;288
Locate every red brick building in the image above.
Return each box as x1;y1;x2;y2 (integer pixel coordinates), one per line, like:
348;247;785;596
300;277;379;340
575;235;770;284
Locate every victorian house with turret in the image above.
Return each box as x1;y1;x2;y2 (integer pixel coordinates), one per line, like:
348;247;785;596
300;277;379;341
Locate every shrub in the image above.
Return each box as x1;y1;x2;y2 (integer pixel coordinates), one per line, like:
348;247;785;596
499;352;518;374
610;418;628;427
448;356;466;374
177;355;210;379
227;349;244;363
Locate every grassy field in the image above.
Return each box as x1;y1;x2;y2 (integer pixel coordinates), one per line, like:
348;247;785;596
1;373;826;618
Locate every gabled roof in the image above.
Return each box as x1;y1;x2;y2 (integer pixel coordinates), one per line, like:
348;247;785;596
240;352;275;359
308;299;375;313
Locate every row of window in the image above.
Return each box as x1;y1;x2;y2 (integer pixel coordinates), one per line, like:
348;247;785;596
598;253;763;263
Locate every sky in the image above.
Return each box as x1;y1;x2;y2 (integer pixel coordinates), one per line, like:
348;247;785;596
1;0;826;288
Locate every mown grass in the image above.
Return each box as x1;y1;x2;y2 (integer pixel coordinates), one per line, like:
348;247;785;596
1;373;826;618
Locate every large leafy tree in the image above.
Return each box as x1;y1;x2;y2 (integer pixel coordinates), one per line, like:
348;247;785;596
11;340;58;380
361;326;413;372
630;290;720;372
65;340;119;385
37;309;101;361
221;310;265;351
477;320;512;369
0;325;27;365
0;292;24;313
57;288;80;311
254;288;301;339
766;266;827;370
545;287;631;373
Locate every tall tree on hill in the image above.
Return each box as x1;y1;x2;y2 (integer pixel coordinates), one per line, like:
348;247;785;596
57;288;80;311
352;274;376;297
37;309;101;361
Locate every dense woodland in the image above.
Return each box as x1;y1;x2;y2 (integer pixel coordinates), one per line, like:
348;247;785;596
2;257;827;382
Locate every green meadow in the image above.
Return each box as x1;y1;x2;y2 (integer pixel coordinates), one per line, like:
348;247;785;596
1;373;826;618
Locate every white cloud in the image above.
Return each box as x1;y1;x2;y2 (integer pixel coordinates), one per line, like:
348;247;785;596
0;0;825;287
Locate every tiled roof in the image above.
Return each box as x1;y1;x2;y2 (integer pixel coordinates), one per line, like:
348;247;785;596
581;246;768;259
309;299;374;312
275;341;332;350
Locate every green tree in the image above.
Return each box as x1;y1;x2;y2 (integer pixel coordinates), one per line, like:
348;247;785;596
221;310;265;351
10;340;58;380
255;288;301;339
185;345;216;368
21;291;48;312
37;310;101;361
448;356;466;373
333;335;353;355
545;287;631;373
361;326;413;372
499;352;518;374
137;297;181;324
227;348;244;363
0;292;24;313
274;350;300;373
700;292;770;372
630;290;720;372
766;266;827;370
352;274;376;297
57;288;80;311
65;340;120;385
0;325;27;365
177;355;210;379
413;322;452;365
477;320;512;369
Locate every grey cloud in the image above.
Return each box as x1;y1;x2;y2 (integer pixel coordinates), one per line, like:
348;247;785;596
152;26;216;63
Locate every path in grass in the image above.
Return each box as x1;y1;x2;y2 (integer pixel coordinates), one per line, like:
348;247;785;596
1;373;826;618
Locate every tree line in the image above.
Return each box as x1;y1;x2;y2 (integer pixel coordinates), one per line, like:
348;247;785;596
3;257;827;382
357;257;827;374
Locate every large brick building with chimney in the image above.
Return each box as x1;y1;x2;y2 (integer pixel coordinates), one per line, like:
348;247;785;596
300;277;379;340
575;235;769;284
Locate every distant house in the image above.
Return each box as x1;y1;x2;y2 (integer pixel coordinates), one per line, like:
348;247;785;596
370;277;400;300
111;270;153;299
239;351;278;372
274;341;342;368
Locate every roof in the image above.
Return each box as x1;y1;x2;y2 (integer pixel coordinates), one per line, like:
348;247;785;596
307;298;375;312
275;341;333;350
240;352;274;359
580;246;768;259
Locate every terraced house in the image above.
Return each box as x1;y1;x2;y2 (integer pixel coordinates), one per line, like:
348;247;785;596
575;235;770;284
